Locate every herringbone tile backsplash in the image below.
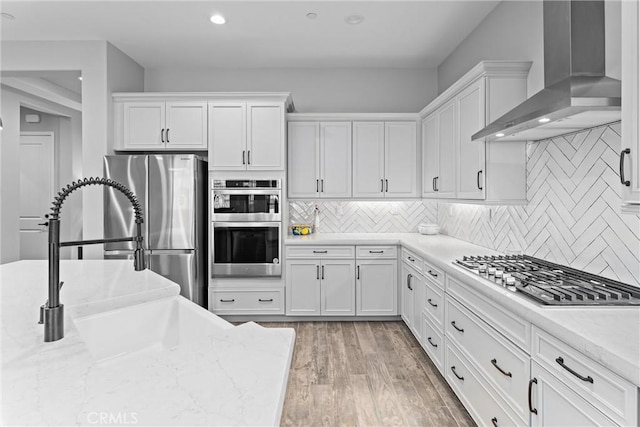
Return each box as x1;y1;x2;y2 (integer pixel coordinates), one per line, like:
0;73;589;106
288;123;640;286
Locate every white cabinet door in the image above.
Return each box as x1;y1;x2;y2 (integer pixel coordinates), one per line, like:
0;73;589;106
411;272;424;342
437;101;457;198
456;80;486;199
352;121;385;198
622;0;640;205
208;103;247;170
288;122;320;198
356;260;397;315
401;263;414;328
123;102;165;149
321;259;355;315
286;260;321;315
385;122;418;197
319;122;352;198
165;102;208;149
247;103;284;170
530;362;616;427
422;114;439;197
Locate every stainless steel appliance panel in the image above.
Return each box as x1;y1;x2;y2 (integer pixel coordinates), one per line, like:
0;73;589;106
149;251;205;307
103;155;148;251
148;155;197;250
212;188;281;222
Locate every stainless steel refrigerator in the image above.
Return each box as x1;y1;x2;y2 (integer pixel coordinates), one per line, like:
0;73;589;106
103;154;207;307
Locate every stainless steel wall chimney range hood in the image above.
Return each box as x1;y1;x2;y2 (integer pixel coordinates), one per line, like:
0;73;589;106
472;0;621;143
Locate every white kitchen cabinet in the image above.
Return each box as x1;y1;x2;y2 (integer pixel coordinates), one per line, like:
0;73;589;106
530;361;617;427
400;262;424;342
622;0;640;209
118;101;208;150
209;102;284;171
420;61;530;202
288;121;352;198
285;247;355;316
352;121;417;198
355;246;397;316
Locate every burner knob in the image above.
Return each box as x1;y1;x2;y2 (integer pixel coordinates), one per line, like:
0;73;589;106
495;270;503;278
478;264;487;273
488;267;496;276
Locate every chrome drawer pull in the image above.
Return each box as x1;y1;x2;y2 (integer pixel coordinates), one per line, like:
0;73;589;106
369;250;384;254
491;358;512;377
258;298;273;302
428;270;438;277
491;417;498;427
357;265;360;280
407;256;415;262
555;357;594;383
528;378;538;414
220;299;235;303
620;148;631;186
451;366;464;381
407;274;413;291
427;298;438;308
450;321;464;333
313;250;328;254
427;337;437;348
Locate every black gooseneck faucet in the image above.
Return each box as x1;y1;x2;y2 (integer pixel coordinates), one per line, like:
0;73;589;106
40;177;146;342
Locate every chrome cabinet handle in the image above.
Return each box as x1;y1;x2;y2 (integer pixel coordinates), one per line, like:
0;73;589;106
451;321;464;333
407;256;415;262
242;150;246;165
316;265;320;280
556;357;594;383
161;128;165;143
428;270;438;278
381;179;384;192
491;417;498;427
321;179;324;192
258;298;273;302
435;176;439;192
321;265;324;280
166;128;170;143
313;250;327;254
432;177;436;192
247;150;250;165
385;179;389;192
477;170;483;190
528;378;538;414
620;148;631;186
316;179;319;192
427;298;438;308
407;274;413;291
220;299;235;303
491;358;512;377
427;337;437;348
369;250;384;253
451;366;464;381
357;265;360;280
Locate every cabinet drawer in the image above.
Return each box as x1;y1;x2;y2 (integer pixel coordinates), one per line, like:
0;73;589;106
422;313;444;374
401;248;423;272
445;341;525;427
447;276;530;351
210;289;283;314
356;245;397;259
286;245;355;259
532;326;637;427
423;260;444;289
445;297;530;420
423;278;444;330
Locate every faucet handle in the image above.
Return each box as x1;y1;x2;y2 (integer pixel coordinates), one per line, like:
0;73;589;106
38;302;46;324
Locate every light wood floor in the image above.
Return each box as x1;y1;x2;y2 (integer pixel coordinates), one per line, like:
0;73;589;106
259;321;476;427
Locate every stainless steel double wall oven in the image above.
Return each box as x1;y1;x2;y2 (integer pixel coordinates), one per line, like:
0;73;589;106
211;180;282;277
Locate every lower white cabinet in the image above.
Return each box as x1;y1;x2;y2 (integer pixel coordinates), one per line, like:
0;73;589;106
286;258;355;316
209;288;284;315
530;361;617;427
400;262;424;342
355;245;397;316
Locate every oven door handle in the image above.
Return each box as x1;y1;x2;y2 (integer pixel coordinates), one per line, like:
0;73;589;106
212;221;282;228
212;189;281;196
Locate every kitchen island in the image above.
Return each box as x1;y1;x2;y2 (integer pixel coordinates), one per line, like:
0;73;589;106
0;260;295;426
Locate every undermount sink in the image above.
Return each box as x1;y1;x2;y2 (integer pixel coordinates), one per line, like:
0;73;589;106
73;296;233;362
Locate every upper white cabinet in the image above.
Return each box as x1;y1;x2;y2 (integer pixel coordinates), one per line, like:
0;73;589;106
115;100;208;150
353;121;418;198
288;121;352;198
209;102;285;171
420;61;531;203
622;0;640;210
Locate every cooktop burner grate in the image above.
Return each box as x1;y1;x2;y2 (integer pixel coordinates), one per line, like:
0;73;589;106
454;255;640;306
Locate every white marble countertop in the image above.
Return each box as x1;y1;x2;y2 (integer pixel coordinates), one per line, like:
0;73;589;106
286;233;640;387
1;260;295;426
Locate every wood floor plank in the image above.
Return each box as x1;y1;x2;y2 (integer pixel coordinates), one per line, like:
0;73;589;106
350;374;382;427
364;353;408;426
353;321;378;355
340;322;367;375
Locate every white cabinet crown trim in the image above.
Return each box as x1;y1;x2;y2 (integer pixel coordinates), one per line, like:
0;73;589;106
287;112;419;122
114;92;294;111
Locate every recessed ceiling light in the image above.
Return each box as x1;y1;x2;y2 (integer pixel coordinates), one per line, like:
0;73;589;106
78;76;83;81
306;12;318;20
210;14;226;25
538;117;551;123
495;133;505;138
345;14;364;25
1;12;15;20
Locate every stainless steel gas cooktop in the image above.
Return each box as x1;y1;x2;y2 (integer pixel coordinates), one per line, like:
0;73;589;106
454;255;640;306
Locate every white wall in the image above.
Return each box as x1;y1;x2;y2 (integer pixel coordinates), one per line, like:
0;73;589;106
437;0;621;96
0;40;144;263
145;67;438;113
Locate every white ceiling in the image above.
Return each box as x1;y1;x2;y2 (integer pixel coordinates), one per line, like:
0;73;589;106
1;1;499;70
